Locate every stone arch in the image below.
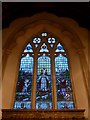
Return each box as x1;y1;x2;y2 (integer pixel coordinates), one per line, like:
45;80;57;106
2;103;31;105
2;12;88;117
3;13;88;93
3;13;85;76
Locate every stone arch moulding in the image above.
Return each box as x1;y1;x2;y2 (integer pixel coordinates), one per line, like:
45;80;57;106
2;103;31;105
3;12;84;50
2;12;88;118
3;12;88;92
3;12;85;64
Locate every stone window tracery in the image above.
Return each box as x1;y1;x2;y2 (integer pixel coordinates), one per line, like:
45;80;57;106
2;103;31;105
14;32;75;109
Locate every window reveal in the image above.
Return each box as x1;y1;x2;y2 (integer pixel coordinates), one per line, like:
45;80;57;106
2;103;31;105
14;33;75;109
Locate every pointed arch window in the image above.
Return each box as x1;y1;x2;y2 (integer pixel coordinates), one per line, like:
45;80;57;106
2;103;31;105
55;43;74;109
36;54;52;109
14;43;34;109
14;33;75;109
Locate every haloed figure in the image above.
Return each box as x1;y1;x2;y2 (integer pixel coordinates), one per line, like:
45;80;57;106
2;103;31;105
38;68;49;91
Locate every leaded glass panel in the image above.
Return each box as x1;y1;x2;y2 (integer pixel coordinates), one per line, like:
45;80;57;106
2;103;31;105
48;38;56;47
41;32;47;37
33;38;41;47
14;44;34;109
55;43;65;52
14;33;75;110
36;54;52;109
24;43;33;53
40;43;49;52
55;54;74;109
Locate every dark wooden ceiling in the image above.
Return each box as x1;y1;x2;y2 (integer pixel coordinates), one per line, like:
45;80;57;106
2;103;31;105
2;2;90;30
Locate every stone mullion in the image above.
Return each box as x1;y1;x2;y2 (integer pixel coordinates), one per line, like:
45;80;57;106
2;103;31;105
31;53;38;109
51;52;57;109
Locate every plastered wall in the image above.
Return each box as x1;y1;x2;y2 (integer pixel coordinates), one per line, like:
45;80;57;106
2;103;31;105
2;13;88;118
0;29;2;119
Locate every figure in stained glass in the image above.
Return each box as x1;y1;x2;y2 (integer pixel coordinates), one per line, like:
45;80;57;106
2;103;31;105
55;48;74;109
36;54;52;109
14;33;75;110
14;43;34;109
22;79;30;92
38;68;49;91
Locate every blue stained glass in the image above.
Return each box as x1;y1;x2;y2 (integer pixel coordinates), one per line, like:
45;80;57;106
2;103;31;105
14;52;34;109
57;101;74;109
48;38;56;47
33;38;41;43
36;54;52;109
57;46;62;50
55;54;74;109
42;54;46;60
55;43;65;52
27;46;31;50
48;38;56;43
33;38;41;47
14;35;75;110
20;54;33;73
40;43;49;52
24;43;33;53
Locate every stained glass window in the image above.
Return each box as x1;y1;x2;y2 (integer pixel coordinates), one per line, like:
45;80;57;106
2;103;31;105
14;33;75;110
40;43;49;52
36;54;52;109
41;32;47;37
33;37;41;47
55;43;65;52
24;43;33;53
14;43;34;109
48;37;56;47
55;44;74;109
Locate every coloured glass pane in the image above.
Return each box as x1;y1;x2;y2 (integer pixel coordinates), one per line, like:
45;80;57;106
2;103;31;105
40;43;49;52
33;38;41;47
48;38;56;47
14;33;75;110
55;43;65;52
14;44;34;109
36;54;52;109
41;32;47;37
24;43;33;52
55;54;74;109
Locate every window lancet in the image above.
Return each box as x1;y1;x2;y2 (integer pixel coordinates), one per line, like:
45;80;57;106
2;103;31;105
55;54;74;109
14;32;75;110
36;54;52;109
14;44;34;109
